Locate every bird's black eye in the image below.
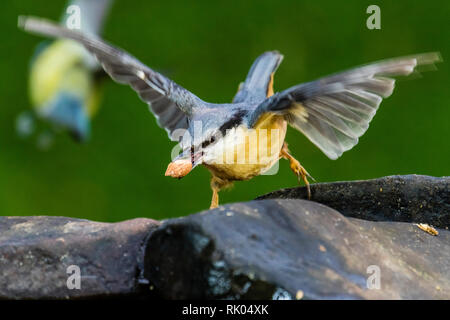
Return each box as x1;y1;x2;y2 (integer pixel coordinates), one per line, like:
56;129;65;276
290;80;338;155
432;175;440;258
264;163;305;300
201;135;216;149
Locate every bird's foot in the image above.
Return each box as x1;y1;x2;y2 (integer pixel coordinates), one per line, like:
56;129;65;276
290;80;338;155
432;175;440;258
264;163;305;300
208;174;233;209
289;158;313;199
280;142;314;199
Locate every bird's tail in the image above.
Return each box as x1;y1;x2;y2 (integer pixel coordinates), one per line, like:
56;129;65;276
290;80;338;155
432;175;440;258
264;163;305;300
233;51;284;103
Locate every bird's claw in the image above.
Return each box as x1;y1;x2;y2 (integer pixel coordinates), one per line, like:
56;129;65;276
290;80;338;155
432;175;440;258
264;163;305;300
290;159;312;199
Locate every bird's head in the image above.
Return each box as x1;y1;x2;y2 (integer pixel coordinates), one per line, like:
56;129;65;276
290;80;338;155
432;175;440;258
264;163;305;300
165;107;249;178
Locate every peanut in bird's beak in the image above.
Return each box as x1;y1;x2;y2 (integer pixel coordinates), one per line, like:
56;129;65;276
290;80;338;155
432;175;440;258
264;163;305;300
165;148;203;179
165;159;192;178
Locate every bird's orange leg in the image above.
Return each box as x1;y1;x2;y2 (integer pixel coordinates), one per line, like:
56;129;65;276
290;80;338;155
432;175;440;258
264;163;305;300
209;174;232;209
210;187;219;209
280;142;314;199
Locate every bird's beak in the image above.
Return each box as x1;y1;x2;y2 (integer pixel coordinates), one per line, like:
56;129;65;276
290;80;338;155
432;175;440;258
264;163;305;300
165;147;203;179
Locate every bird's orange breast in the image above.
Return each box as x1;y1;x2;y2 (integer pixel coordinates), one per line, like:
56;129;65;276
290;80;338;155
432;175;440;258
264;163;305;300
203;113;287;181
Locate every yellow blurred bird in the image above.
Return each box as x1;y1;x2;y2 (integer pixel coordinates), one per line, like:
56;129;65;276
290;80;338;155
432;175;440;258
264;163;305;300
25;0;113;142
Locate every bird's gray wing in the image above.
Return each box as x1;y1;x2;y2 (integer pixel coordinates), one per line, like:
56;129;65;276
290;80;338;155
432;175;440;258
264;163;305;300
19;16;203;141
248;53;441;159
233;51;284;103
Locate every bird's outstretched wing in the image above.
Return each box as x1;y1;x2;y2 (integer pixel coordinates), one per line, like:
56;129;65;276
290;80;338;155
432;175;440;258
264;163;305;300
19;16;203;141
248;53;441;159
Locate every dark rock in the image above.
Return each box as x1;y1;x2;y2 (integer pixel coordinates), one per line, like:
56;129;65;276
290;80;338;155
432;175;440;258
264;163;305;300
257;175;449;229
143;199;450;299
1;175;448;300
0;216;160;299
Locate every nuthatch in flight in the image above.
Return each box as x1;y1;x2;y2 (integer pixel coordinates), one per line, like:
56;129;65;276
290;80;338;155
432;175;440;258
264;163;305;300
23;0;113;144
19;16;440;208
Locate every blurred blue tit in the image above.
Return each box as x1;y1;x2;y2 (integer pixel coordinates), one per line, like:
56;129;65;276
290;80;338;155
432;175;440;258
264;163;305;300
27;0;113;142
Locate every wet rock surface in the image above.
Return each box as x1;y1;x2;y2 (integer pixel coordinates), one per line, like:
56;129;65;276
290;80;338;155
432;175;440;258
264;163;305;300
258;175;449;228
0;216;160;299
0;175;448;299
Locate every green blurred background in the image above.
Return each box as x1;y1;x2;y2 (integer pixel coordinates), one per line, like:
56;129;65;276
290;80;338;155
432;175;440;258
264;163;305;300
0;0;448;222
